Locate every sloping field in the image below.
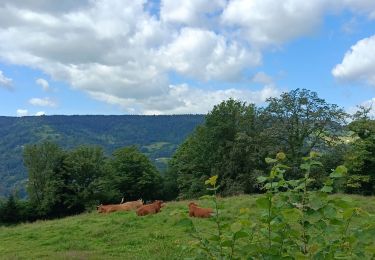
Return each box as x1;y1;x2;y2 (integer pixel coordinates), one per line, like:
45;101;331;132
1;195;374;259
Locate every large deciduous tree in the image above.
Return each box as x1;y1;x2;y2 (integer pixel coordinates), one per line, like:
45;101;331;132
169;99;266;198
23;141;65;216
61;145;108;211
109;146;162;201
261;89;347;176
345;108;375;195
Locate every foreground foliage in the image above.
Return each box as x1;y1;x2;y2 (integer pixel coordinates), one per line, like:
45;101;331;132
181;153;375;259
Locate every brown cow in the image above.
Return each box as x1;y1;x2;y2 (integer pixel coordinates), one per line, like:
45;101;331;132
188;202;213;218
97;199;143;213
121;199;143;210
136;200;163;216
97;204;119;213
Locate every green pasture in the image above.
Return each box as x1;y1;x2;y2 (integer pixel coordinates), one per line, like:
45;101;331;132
0;195;374;259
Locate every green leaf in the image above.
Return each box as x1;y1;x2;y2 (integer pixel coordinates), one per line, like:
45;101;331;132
310;161;323;167
205;175;218;186
300;163;310;171
309;196;325;210
281;208;302;221
257;176;268;183
256;196;271;209
231;222;242;233
343;208;354;219
208;235;220;242
234;231;248;240
276;152;286;161
221;240;233;247
321;185;333;193
323;205;336;219
265;157;277;164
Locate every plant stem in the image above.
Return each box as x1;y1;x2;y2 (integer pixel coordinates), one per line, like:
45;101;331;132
268;180;273;250
301;176;308;255
213;184;223;258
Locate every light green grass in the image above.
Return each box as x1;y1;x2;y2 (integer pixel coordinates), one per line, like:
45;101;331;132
0;195;374;259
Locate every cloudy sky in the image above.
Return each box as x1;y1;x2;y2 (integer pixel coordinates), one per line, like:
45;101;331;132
0;0;375;116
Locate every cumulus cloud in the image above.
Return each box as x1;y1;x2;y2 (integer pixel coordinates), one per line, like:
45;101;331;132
221;0;326;46
0;70;12;90
89;84;280;114
1;0;375;113
332;35;375;86
160;27;261;81
29;97;57;107
160;0;225;26
16;109;28;117
221;0;375;47
36;78;49;91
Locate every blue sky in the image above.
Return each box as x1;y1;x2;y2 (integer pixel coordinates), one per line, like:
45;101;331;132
0;0;375;116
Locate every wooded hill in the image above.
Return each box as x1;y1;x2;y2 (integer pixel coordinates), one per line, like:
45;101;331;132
0;115;204;198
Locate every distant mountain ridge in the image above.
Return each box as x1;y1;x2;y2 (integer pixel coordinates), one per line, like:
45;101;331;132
0;115;205;198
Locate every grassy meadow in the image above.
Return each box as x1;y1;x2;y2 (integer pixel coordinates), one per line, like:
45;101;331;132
1;194;375;259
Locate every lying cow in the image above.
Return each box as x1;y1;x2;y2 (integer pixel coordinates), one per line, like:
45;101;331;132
136;200;163;216
97;199;143;213
121;199;143;210
188;202;213;218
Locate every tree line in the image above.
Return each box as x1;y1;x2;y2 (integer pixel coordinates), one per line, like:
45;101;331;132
169;89;375;198
1;88;374;224
0;145;171;224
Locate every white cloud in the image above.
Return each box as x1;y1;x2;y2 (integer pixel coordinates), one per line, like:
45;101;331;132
221;0;327;47
332;35;375;86
36;78;49;91
160;27;261;81
35;111;46;116
89;83;280;115
0;70;12;90
16;109;28;117
160;0;225;26
29;97;57;107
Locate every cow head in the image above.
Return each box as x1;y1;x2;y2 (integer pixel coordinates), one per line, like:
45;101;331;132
97;204;104;213
188;202;198;208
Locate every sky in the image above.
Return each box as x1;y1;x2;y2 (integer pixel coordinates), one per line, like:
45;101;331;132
0;0;375;116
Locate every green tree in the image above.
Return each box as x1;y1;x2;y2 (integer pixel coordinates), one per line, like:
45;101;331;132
23;141;65;217
109;146;162;201
0;194;20;223
261;88;347;177
170;99;266;198
345;111;375;195
61;146;108;211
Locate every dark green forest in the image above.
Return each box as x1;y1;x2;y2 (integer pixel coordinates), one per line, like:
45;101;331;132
1;89;375;225
0;114;204;198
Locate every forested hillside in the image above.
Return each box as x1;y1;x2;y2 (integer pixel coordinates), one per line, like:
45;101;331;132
0;115;204;198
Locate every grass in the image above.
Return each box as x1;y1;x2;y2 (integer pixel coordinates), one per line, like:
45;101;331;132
0;195;374;259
